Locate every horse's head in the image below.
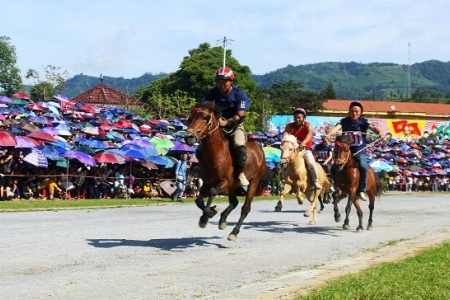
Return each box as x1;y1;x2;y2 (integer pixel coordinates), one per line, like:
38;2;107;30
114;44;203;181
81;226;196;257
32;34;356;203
184;100;222;145
280;134;299;165
333;135;352;171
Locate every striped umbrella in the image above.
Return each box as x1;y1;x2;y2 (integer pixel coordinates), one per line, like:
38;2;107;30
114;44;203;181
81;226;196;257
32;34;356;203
23;148;48;168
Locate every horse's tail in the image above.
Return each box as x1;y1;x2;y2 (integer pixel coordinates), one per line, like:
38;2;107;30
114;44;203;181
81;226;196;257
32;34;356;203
374;170;382;199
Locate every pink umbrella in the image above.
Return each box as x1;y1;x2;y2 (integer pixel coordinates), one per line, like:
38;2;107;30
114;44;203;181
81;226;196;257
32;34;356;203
0;130;17;147
28;131;56;143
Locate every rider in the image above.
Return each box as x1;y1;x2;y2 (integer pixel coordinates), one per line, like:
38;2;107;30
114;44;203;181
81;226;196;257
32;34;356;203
314;135;334;188
282;107;322;189
200;67;250;186
324;101;385;200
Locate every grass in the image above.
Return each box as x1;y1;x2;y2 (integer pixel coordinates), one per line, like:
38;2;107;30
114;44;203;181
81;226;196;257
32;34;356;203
0;195;290;212
296;242;450;300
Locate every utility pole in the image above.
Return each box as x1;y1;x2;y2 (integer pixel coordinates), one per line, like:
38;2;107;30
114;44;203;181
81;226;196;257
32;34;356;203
218;36;233;68
407;41;411;99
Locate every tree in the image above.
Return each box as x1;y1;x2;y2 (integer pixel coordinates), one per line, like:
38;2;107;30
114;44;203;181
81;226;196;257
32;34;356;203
0;36;22;96
136;43;261;128
26;65;69;97
262;80;325;115
323;80;337;99
29;81;55;101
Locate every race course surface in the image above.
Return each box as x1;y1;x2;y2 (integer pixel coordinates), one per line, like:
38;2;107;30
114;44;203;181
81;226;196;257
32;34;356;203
1;194;449;300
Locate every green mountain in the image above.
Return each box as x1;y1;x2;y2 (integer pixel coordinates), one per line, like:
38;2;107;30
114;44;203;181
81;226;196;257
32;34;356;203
251;60;450;100
62;72;167;99
54;60;450;100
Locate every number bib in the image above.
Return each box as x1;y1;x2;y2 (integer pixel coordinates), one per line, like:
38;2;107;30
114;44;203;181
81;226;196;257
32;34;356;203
350;132;363;146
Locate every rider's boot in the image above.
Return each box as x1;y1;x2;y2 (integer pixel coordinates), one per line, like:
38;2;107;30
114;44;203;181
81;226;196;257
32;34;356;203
304;150;322;189
234;146;249;186
309;167;322;189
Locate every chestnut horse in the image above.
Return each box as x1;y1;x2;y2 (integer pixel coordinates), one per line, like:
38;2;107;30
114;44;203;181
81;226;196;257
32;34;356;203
184;101;267;241
332;134;381;232
275;134;331;225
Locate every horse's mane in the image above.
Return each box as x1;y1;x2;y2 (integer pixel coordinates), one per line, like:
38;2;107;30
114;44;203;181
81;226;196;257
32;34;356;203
281;134;298;148
195;100;223;119
336;134;353;145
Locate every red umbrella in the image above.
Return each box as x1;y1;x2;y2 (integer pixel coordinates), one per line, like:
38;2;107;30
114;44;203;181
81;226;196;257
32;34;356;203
0;130;17;146
27;131;57;143
28;104;43;111
93;153;124;164
13;92;31;100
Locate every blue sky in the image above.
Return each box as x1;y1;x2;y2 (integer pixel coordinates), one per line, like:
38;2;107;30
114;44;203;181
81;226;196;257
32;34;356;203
3;0;449;84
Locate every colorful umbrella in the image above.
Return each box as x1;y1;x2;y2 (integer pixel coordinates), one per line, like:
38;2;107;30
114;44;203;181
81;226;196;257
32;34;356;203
0;96;12;103
0;130;17;147
28;131;56;143
72;146;96;155
37;145;62;160
151;138;175;149
369;160;393;172
13;92;31;100
93;153;125;164
169;142;195;152
14;136;37;148
263;146;281;163
63;150;97;167
23;148;48;168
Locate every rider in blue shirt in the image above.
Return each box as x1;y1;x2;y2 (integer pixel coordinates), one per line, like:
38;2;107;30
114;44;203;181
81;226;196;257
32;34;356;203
325;101;385;200
199;67;250;186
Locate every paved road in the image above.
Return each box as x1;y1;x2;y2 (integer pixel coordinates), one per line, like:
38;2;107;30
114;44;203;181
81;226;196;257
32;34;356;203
1;194;450;300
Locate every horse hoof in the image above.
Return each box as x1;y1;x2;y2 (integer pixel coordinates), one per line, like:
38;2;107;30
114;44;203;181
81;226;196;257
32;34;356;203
219;221;227;230
227;233;237;241
319;210;324;213
367;225;373;230
335;216;341;223
297;199;304;205
303;212;310;218
309;221;316;225
343;224;350;230
274;206;282;212
199;216;208;228
199;221;208;228
356;228;363;232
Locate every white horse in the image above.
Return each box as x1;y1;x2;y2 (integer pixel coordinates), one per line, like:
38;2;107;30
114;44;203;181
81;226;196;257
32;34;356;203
275;134;331;225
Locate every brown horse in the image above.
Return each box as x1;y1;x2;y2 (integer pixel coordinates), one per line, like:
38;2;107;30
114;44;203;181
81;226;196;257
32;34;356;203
275;134;331;225
332;135;380;232
184;101;267;241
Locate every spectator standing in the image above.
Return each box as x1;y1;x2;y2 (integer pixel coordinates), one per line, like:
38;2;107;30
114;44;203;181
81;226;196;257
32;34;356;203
171;153;189;203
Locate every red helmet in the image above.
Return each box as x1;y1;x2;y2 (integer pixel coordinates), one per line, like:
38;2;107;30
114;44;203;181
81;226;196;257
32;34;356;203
215;67;235;81
293;107;307;117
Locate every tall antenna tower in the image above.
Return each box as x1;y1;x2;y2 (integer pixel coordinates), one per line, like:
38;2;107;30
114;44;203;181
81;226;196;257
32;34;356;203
218;36;233;68
407;41;411;98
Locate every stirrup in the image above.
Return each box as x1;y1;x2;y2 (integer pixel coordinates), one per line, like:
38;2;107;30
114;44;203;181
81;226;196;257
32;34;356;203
313;181;322;189
358;191;367;201
238;173;249;186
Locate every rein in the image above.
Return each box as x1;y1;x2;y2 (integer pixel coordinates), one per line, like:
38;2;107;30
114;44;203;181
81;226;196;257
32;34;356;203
281;140;302;164
185;110;220;141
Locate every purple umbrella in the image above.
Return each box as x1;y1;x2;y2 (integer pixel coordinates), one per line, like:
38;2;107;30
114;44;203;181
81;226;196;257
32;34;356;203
129;139;154;148
23;148;48;168
14;136;37;148
54;94;69;101
170;142;195;152
41;127;59;135
0;96;12;103
63;150;97;167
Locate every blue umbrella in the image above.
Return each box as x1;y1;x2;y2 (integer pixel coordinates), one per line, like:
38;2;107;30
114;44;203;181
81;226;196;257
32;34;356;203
370;160;393;172
145;155;168;166
37;145;62;160
87;140;107;149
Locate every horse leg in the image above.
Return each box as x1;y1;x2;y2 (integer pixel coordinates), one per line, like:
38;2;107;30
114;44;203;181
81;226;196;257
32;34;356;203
218;190;239;230
367;196;375;230
318;194;325;212
343;195;353;230
353;199;364;232
332;190;342;223
199;186;220;228
228;181;258;241
275;184;292;212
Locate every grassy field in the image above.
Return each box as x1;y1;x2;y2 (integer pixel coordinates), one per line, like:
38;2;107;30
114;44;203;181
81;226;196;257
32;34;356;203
0;195;289;212
296;241;450;300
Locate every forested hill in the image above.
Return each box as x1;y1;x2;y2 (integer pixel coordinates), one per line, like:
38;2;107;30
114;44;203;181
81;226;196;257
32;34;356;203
61;60;450;100
251;60;450;100
63;72;167;98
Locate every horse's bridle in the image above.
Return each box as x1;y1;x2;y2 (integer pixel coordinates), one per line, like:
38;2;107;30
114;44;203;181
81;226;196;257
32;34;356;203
281;139;301;164
185;108;220;141
334;142;351;165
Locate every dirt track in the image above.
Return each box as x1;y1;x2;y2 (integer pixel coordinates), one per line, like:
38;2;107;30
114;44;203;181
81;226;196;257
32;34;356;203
1;194;449;300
